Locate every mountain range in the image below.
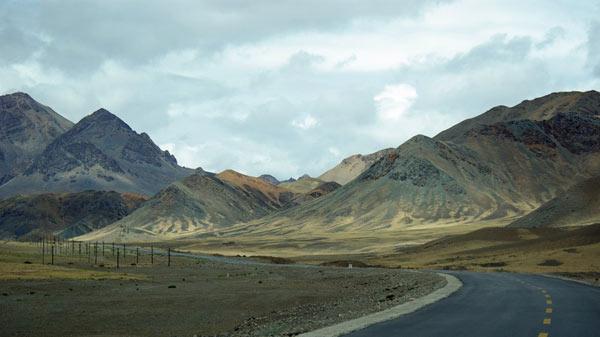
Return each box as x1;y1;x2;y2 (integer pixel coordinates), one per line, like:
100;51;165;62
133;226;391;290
77;169;339;242
1;90;599;243
0;105;193;197
225;90;600;237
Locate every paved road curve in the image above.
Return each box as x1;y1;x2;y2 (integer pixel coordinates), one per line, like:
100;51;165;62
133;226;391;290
344;272;600;337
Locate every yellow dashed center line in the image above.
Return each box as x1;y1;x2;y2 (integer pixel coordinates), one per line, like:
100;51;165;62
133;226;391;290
537;288;552;336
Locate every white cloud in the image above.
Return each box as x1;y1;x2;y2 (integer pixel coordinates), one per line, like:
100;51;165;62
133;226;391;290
292;115;319;130
374;84;418;121
1;0;599;178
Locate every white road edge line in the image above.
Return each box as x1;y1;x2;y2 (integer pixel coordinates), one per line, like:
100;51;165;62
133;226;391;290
298;273;462;337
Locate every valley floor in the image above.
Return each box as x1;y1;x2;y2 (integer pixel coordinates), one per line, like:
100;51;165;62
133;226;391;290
0;242;444;337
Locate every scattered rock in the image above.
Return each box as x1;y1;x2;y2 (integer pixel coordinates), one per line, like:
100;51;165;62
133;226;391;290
538;259;563;266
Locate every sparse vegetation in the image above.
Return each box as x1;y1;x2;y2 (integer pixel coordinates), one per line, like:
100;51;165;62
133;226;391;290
538;259;563;266
0;241;444;337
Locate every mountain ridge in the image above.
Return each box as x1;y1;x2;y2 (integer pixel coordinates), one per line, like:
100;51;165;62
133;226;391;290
0;106;193;197
0;92;74;184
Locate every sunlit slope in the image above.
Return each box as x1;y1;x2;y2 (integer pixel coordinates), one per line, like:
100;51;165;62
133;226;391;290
216;91;600;237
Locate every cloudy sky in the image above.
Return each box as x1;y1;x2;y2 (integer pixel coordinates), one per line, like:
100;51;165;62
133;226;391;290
1;0;599;179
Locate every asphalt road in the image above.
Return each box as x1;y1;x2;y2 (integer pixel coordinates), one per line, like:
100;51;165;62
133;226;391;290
344;271;600;337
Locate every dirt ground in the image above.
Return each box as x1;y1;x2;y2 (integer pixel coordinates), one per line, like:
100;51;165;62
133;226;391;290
365;224;600;286
0;242;445;337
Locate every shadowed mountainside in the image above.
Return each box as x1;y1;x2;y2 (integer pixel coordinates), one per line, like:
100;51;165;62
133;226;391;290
509;176;600;228
0;93;73;185
0;191;146;240
0;108;193;197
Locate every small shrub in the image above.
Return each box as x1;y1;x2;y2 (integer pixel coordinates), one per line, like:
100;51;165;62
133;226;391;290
479;262;507;268
538;259;563;266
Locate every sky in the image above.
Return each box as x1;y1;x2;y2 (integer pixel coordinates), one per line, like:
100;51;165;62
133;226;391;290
1;0;599;179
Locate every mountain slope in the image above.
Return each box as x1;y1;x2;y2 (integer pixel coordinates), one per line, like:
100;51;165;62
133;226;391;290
509;176;600;228
279;175;326;193
435;90;600;141
0;191;146;240
318;148;394;185
258;174;280;185
77;169;299;242
0;108;192;197
0;92;73;184
216;90;600;237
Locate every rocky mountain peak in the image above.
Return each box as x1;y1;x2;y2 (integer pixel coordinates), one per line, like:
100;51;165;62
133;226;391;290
0;92;73;184
76;108;132;133
259;174;280;185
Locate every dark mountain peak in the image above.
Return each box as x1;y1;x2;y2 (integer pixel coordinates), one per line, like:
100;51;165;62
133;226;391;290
402;134;436;148
91;107;113;117
435;90;600;142
0;92;73;184
298;174;311;180
259;174;280;185
1;92;33;101
80;108;132;131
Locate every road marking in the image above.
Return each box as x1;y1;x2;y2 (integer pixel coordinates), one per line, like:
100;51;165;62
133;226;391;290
546;308;553;313
546;300;552;305
538;333;548;337
543;318;552;325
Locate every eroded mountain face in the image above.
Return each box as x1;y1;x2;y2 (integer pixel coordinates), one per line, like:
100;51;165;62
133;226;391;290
0;190;147;240
235;91;600;234
0;93;73;184
0;108;193;197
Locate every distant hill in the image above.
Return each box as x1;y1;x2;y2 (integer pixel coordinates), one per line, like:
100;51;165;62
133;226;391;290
319;148;394;185
0;190;146;240
0;108;193;197
290;181;341;204
76;169;298;242
0;93;73;184
279;175;325;193
258;174;280;185
76;168;345;242
215;90;600;237
509;176;600;228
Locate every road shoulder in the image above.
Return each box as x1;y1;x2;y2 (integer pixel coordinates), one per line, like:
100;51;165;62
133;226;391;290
298;273;462;337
